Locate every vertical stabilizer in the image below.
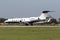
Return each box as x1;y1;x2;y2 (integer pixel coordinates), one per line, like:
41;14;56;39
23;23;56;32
39;13;49;19
39;11;53;20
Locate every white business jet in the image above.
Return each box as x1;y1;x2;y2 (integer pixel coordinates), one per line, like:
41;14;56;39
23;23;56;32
4;10;57;25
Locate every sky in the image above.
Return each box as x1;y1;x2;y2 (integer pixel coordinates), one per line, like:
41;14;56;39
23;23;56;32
0;0;60;18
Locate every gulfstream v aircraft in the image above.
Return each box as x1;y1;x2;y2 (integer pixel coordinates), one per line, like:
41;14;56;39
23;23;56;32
4;11;57;25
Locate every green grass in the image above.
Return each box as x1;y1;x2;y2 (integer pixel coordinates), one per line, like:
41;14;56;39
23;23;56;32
0;27;60;40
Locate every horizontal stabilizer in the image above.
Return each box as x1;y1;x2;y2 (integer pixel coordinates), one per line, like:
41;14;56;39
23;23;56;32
42;10;55;13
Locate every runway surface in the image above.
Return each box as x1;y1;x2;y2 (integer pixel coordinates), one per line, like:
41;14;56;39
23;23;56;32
0;25;60;27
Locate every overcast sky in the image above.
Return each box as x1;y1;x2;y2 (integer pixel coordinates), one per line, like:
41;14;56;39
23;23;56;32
0;0;60;18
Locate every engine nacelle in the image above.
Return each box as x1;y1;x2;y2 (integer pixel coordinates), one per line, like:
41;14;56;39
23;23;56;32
49;19;57;24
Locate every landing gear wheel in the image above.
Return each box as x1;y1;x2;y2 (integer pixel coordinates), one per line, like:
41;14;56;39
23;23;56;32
25;23;29;26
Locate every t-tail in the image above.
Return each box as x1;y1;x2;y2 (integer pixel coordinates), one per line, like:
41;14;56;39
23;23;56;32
39;10;55;20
